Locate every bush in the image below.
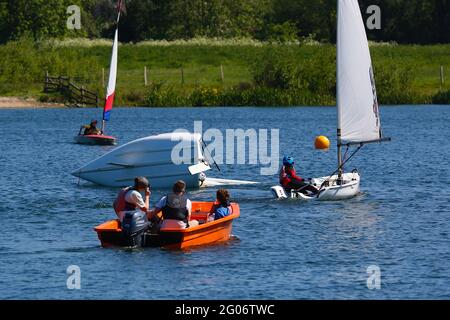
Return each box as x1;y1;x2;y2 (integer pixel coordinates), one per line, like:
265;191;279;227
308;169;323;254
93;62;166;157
294;49;335;97
118;90;146;106
263;22;300;43
190;86;222;106
373;61;417;104
251;47;296;89
251;45;335;99
432;90;450;104
145;82;189;107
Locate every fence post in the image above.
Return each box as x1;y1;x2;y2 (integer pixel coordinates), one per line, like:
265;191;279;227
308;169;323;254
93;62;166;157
181;67;185;85
44;71;49;92
81;85;85;107
220;65;224;83
440;65;444;89
144;66;148;86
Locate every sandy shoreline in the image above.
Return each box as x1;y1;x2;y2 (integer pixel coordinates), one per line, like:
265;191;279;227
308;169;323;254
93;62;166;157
0;97;65;108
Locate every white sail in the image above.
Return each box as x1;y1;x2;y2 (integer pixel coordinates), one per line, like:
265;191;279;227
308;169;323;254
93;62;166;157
103;28;118;122
337;0;381;143
107;28;118;100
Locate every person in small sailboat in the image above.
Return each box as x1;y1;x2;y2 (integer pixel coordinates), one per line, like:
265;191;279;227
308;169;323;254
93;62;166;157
279;156;319;195
81;120;102;135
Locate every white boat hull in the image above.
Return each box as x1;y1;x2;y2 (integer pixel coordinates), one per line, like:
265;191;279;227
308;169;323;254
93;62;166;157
271;172;360;201
314;172;360;201
72;132;210;188
74;163;202;188
202;177;259;188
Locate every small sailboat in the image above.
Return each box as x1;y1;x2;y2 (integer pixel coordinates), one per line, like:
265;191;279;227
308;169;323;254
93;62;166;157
72;132;212;188
72;131;261;189
271;0;390;201
74;1;122;146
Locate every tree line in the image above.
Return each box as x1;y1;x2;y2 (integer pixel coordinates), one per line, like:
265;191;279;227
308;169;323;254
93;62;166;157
0;0;449;44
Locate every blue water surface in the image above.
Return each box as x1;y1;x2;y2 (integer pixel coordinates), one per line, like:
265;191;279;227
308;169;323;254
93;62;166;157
0;105;449;299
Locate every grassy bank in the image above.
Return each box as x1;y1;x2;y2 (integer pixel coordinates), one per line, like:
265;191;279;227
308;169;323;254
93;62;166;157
0;38;449;106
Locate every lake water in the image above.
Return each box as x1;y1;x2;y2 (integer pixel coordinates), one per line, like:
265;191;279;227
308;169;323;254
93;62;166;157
0;105;449;299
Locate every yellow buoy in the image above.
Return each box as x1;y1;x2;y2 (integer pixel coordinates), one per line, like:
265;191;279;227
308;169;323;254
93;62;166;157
315;135;330;150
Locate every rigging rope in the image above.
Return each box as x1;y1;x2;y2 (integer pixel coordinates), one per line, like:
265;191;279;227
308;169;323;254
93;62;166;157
201;139;221;172
316;144;364;197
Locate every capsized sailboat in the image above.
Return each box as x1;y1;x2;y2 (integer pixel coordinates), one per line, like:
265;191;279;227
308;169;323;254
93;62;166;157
72;132;211;188
271;0;390;201
72;131;261;189
74;1;122;146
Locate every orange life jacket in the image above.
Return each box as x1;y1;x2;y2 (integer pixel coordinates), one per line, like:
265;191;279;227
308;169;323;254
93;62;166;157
113;187;136;215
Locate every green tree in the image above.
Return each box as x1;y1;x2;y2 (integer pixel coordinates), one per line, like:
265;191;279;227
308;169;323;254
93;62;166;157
79;0;118;38
166;0;271;39
120;0;170;42
0;0;86;43
269;0;335;42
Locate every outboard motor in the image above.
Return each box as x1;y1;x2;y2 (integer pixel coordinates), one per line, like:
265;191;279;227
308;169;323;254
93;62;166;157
121;211;150;247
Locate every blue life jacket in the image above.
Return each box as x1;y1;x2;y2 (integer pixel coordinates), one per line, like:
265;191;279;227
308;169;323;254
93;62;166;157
214;201;231;220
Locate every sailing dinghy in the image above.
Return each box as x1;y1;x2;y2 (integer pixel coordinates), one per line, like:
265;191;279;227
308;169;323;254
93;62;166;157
271;0;390;201
74;2;122;146
74;134;117;146
72;132;211;188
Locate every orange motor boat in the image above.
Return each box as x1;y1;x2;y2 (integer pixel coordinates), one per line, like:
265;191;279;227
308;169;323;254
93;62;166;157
94;202;240;250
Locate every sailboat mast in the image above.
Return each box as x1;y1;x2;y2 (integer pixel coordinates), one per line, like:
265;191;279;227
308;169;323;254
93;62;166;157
336;0;343;180
337;129;343;179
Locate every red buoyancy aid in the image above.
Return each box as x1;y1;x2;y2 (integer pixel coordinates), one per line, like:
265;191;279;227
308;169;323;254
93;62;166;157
279;166;303;187
113;187;137;215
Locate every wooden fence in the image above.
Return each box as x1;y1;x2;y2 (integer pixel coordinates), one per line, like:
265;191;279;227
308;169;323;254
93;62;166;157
44;73;99;108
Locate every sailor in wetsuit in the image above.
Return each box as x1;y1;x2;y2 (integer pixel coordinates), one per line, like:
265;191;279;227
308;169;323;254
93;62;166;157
279;156;318;195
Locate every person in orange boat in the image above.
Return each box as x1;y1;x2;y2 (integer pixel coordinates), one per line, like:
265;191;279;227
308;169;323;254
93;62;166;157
211;189;232;221
82;119;101;135
113;177;151;221
279;156;318;195
149;180;199;229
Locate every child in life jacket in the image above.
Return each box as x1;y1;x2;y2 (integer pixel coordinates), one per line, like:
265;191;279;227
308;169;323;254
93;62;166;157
279;156;318;194
208;189;232;222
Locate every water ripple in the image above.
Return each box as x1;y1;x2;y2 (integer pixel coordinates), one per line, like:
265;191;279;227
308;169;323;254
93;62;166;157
0;106;449;299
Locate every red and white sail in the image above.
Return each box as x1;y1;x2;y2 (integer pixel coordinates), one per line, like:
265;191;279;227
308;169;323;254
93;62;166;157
102;0;123;124
102;28;118;122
